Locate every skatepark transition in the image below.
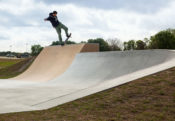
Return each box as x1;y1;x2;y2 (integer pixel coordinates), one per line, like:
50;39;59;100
0;43;175;114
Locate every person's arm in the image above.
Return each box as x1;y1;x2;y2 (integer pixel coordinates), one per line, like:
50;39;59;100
44;17;50;21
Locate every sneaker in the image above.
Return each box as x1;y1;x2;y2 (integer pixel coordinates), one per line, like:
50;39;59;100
66;33;71;38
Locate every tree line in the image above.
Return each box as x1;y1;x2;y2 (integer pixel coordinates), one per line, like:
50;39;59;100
124;29;175;50
30;28;175;56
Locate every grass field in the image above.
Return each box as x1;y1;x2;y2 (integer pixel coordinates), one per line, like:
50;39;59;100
0;58;23;69
0;57;34;79
0;66;174;121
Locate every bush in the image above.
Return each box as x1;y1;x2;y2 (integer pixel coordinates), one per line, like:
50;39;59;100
51;40;76;46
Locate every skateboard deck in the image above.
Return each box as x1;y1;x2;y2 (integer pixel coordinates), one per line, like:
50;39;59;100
61;33;72;46
64;33;72;44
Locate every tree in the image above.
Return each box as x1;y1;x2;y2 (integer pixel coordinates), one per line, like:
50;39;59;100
143;38;150;48
51;41;62;45
107;38;122;51
51;40;76;46
80;41;87;43
87;38;110;51
124;40;136;50
136;40;146;50
167;28;175;35
65;40;76;44
124;42;128;50
31;45;43;56
149;30;175;49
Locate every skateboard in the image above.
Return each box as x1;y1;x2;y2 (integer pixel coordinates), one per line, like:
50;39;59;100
61;33;72;46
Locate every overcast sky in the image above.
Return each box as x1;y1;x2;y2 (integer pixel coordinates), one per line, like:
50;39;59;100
0;0;175;52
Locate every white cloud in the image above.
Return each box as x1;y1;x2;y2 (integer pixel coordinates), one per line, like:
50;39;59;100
0;0;34;15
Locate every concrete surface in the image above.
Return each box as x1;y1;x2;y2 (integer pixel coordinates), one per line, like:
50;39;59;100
13;44;99;82
0;47;175;114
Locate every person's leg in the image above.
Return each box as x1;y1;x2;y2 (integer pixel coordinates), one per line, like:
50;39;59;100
55;25;62;43
60;23;69;37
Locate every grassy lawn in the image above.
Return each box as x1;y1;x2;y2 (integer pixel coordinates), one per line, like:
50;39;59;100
0;57;34;79
0;58;23;69
0;67;175;121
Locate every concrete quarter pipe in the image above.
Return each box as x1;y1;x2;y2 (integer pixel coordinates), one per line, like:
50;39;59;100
0;44;175;114
13;44;99;81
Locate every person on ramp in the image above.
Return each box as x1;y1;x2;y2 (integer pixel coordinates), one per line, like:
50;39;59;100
44;11;71;45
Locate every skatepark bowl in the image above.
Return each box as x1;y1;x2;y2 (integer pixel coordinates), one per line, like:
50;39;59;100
0;43;175;114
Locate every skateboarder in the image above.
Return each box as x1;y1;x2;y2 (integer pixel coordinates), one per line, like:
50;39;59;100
44;11;71;44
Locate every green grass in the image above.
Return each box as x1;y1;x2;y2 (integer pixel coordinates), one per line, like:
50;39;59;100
0;58;34;79
0;67;175;121
0;61;20;68
0;59;22;68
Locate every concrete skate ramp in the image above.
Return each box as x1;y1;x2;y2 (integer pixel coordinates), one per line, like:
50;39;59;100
13;44;99;82
51;50;175;85
0;50;175;114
